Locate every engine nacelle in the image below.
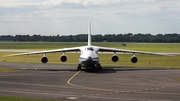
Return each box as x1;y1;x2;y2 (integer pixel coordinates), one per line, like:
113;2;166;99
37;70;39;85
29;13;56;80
112;55;119;62
131;56;138;63
41;56;48;63
60;55;67;62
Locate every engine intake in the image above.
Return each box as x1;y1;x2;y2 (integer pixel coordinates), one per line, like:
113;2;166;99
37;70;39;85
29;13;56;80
41;56;48;63
60;55;67;62
112;55;119;62
131;56;138;63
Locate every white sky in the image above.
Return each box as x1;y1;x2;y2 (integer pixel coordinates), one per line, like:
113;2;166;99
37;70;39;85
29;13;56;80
0;0;180;35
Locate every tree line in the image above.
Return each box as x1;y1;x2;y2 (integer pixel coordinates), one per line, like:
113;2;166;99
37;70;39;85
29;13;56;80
0;33;180;42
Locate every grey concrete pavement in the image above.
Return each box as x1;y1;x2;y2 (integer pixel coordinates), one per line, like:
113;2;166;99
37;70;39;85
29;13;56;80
0;62;180;101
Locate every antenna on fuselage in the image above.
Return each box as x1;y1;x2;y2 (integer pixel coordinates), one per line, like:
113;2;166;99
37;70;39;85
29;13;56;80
88;21;92;46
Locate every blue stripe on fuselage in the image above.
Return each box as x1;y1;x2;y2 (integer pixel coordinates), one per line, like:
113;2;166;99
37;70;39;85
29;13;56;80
79;57;99;61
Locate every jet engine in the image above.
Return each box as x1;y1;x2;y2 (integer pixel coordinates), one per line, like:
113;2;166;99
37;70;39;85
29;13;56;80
112;55;119;62
41;56;48;63
60;55;67;62
131;55;138;63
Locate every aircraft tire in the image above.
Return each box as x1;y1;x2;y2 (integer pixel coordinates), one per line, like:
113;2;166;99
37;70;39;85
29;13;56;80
77;66;81;71
97;66;102;70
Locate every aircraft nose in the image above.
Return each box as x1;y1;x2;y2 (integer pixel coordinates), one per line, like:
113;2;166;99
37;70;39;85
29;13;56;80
86;56;93;62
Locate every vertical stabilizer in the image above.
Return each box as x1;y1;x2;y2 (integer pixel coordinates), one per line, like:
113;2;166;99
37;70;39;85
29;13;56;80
88;21;92;46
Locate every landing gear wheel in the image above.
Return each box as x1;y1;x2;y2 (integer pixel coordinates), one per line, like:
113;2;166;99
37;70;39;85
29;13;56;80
77;65;81;71
97;65;102;70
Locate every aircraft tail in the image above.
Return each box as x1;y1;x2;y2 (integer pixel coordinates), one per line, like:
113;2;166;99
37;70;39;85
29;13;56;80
88;21;92;46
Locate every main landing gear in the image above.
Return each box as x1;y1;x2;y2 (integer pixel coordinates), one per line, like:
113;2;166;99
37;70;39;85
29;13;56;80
77;64;82;71
77;64;102;71
97;65;102;70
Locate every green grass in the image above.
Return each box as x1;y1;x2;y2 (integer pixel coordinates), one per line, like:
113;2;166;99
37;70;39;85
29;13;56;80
0;42;180;52
0;68;20;72
119;43;180;52
174;78;180;81
0;96;60;101
0;42;86;49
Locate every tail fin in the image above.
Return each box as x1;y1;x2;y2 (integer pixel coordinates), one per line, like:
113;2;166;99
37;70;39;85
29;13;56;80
88;21;92;46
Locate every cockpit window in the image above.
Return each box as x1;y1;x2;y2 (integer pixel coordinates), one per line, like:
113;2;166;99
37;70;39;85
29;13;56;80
87;47;94;51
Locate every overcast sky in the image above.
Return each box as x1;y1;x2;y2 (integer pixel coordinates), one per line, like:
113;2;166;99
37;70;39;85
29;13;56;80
0;0;180;35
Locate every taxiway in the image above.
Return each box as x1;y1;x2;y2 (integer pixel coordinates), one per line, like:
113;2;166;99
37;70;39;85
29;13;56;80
0;62;180;101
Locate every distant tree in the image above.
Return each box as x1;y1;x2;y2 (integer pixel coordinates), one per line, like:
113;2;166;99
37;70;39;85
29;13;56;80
0;33;180;42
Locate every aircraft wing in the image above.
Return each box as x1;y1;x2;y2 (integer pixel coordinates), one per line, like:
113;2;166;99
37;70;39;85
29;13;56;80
4;47;81;57
97;46;174;56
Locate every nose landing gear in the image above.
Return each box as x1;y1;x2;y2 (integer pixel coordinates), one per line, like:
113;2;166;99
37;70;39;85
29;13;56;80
77;63;102;71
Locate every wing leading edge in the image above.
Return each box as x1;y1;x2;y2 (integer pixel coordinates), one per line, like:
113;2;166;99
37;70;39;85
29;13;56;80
4;47;81;57
96;46;174;56
4;46;174;57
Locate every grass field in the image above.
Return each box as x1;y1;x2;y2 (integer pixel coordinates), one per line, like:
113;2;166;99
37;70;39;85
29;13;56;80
0;96;60;101
1;42;180;68
0;68;20;72
1;42;180;52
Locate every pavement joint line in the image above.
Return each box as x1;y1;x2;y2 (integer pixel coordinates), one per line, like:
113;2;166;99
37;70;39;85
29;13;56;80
95;93;100;95
102;92;107;94
134;91;180;95
82;95;87;97
89;94;95;96
108;92;113;94
83;94;149;101
120;91;126;93
126;90;131;92
114;91;120;93
0;81;72;89
84;86;167;97
0;89;70;96
150;88;155;90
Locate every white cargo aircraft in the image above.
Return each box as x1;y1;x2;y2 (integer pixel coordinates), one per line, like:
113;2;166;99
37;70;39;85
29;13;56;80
5;21;172;71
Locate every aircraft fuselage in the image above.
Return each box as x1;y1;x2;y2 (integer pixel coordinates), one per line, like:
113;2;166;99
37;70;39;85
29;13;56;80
78;46;101;70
